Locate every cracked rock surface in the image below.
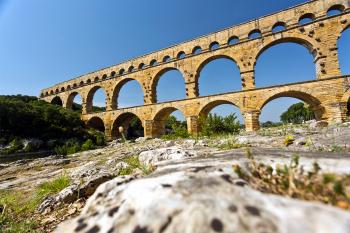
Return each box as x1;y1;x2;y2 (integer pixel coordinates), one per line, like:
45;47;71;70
56;151;350;233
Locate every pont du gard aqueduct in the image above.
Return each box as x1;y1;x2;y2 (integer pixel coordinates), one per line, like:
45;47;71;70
40;0;350;140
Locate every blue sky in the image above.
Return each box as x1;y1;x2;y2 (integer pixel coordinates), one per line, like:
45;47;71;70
0;0;349;123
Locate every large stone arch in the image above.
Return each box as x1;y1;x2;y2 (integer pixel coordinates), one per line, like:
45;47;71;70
258;89;325;121
86;86;107;114
86;116;105;133
66;91;83;110
111;112;144;139
51;96;63;106
111;78;145;110
150;67;186;103
151;106;186;137
194;54;242;94
254;36;317;66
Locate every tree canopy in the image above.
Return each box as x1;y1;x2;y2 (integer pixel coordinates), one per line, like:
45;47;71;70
280;102;315;124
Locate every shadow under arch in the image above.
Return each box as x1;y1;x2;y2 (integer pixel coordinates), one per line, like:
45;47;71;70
150;67;186;103
259;90;324;122
111;112;144;140
66;92;83;111
111;78;144;109
86;86;107;114
152;107;186;137
86;116;105;133
51;96;63;106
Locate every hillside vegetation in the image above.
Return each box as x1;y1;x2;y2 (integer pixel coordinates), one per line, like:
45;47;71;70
0;95;104;155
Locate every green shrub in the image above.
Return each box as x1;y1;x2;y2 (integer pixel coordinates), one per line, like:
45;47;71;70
54;139;81;155
81;139;96;151
200;113;241;137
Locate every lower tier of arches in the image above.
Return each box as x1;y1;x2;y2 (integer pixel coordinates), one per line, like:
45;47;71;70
79;76;350;141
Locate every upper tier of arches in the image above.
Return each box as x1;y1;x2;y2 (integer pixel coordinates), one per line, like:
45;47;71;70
42;1;349;98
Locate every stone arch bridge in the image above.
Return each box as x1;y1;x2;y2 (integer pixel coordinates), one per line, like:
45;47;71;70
41;0;350;140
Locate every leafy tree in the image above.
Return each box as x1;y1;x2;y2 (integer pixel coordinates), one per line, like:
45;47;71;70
280;102;315;124
200;113;241;136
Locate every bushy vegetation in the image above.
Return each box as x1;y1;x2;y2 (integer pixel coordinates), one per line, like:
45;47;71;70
0;173;71;232
118;155;155;176
200;113;241;137
260;121;283;128
162;116;189;140
280;102;315;124
233;150;350;210
0;95;105;155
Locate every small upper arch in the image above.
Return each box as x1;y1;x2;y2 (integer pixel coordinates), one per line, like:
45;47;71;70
327;4;346;17
177;51;186;59
128;66;135;73
192;46;202;55
163;55;171;63
228;36;239;45
150;59;158;67
248;29;262;39
138;63;145;70
111;71;116;78
272;22;287;33
94;76;99;83
119;68;125;75
298;13;316;25
209;41;220;50
102;74;107;80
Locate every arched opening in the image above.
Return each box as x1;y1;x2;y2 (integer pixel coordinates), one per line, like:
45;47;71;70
128;66;135;73
138;63;145;70
119;69;125;75
259;91;323;128
337;27;350;75
111;71;116;78
112;113;144;140
199;101;244;136
66;92;83;113
87;117;105;133
192;46;202;55
272;22;287;33
153;69;186;103
228;36;239;45
51;96;63;106
150;59;158;67
327;4;345;17
260;97;317;127
102;74;107;80
209;42;220;50
298;13;315;25
86;86;106;113
197;56;242;96
248;29;262;39
94;77;99;83
255;41;315;87
177;51;186;59
163;56;171;63
113;79;144;109
152;107;187;138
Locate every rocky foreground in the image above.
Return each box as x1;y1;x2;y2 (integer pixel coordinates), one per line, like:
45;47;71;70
1;122;350;232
